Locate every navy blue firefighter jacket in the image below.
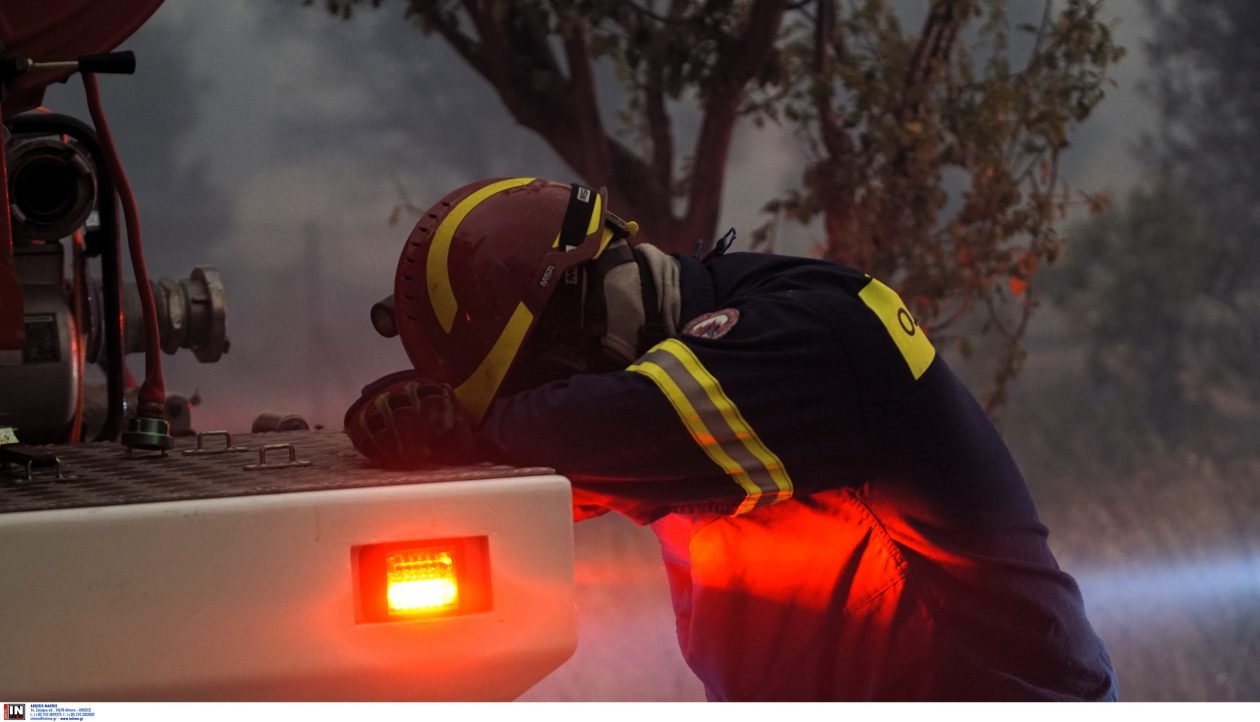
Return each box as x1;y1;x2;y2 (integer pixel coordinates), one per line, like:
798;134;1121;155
476;251;1118;701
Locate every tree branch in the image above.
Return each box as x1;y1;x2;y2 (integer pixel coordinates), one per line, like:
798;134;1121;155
606;136;676;235
902;0;965;120
411;1;589;161
460;3;537;115
814;0;849;161
407;2;489;77
460;0;565;129
623;0;671;24
983;284;1036;414
643;2;684;190
723;0;791;91
561;18;614;181
681;0;790;248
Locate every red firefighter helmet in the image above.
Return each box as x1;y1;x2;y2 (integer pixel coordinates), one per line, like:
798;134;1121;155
393;177;624;422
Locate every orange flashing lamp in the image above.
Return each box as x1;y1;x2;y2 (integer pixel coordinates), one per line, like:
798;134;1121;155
386;550;459;613
353;536;491;624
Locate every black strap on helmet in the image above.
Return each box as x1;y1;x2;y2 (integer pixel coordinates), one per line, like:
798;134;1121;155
540;184;602;370
558;184;597;252
504;185;662;388
511;184;603;384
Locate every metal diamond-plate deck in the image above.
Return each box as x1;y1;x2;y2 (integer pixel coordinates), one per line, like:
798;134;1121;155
0;430;555;514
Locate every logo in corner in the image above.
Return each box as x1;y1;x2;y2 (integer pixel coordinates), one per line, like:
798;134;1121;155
682;308;740;340
3;704;25;721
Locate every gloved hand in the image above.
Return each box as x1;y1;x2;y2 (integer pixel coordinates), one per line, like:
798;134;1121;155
344;370;477;468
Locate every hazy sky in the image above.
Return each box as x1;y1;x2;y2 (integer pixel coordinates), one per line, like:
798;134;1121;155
42;0;1159;432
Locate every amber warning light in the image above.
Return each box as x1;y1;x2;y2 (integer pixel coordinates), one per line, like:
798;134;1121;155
388;550;458;613
353;536;492;624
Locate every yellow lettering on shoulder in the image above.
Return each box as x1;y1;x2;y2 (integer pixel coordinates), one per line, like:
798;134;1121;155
857;277;935;380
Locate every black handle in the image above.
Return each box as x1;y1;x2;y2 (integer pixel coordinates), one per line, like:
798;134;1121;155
0;56;32;81
78;51;136;75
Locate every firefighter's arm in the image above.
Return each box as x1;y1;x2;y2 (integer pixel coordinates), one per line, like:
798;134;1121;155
344;364;725;520
348;289;865;518
476;368;714;481
342;366;693;478
477;290;861;518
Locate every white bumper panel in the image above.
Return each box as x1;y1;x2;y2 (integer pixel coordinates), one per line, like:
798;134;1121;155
0;474;576;700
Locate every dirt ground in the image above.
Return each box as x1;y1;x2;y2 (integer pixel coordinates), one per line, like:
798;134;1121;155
518;464;1260;702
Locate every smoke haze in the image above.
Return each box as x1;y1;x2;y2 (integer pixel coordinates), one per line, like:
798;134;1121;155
35;0;1258;701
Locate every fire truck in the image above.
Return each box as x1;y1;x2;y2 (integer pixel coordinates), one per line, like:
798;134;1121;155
0;0;577;700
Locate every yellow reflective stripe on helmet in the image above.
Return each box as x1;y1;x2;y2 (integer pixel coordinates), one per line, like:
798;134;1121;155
552;226;615;256
857;276;935;380
429;177;535;333
595;226;615;257
454;301;535;423
586;193;603;235
628;339;793;514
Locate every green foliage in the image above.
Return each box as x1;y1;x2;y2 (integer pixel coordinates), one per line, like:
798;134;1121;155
1032;180;1258;471
1022;0;1260;471
753;0;1124;409
310;1;1125;409
310;0;799;262
1147;0;1260;310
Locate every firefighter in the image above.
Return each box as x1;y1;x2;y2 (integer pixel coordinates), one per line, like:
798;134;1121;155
345;177;1118;701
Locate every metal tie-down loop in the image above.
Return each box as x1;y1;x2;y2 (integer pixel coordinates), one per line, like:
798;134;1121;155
0;445;74;481
182;430;247;456
244;443;311;471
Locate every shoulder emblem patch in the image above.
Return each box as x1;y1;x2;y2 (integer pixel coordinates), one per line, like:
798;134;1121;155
682;308;740;340
857;276;935;380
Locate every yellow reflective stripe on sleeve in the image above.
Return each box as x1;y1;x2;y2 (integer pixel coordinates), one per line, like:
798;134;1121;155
453;301;535;423
428;177;534;333
629;340;793;514
658;340;793;497
625;360;766;513
858;276;936;380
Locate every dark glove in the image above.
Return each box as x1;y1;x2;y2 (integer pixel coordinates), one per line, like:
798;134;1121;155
344;370;477;468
